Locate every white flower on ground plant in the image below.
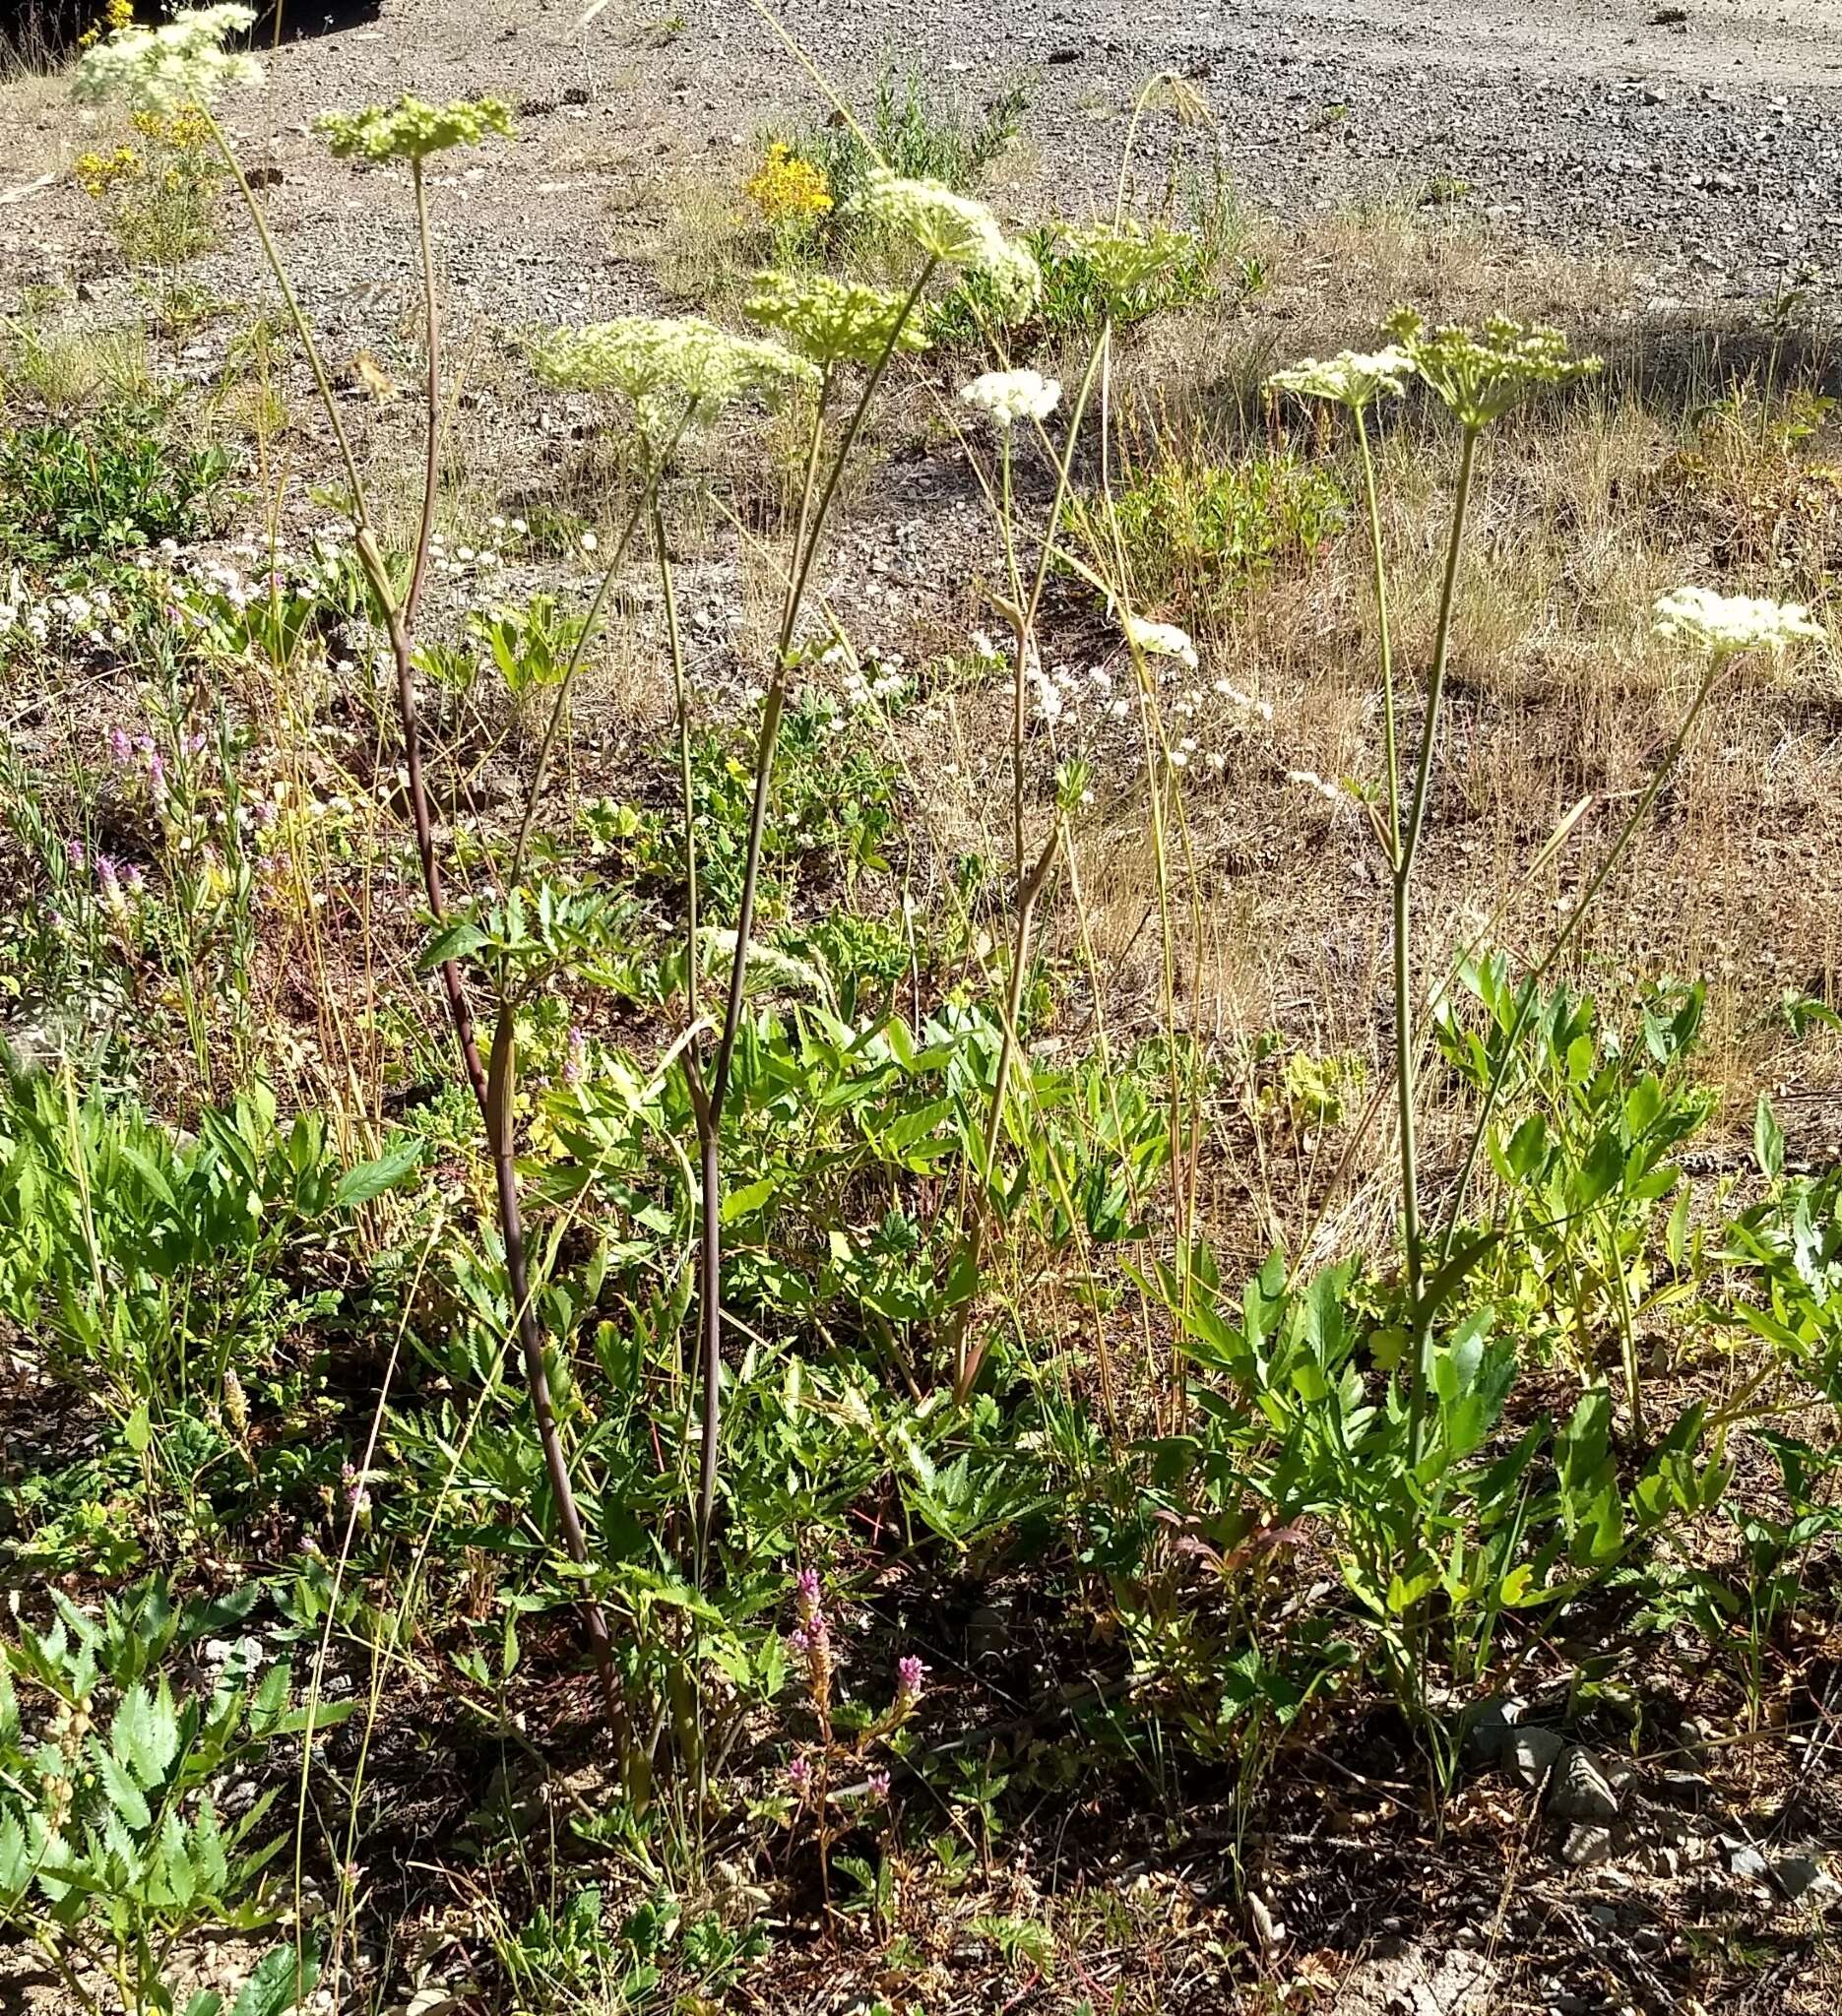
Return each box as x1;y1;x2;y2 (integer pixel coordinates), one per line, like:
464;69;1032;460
854;165;1040;308
73;4;263;112
1652;586;1823;658
1287;769;1345;803
960;369;1061;428
1122;614;1198;671
1266;347;1417;410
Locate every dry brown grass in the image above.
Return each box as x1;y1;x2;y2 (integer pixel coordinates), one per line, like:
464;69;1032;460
1002;207;1842;1257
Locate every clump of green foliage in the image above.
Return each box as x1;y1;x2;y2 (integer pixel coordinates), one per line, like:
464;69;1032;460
1076;453;1348;622
0;400;225;562
771;66;1028;259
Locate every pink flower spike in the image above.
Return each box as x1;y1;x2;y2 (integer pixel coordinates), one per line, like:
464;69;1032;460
896;1654;926;1703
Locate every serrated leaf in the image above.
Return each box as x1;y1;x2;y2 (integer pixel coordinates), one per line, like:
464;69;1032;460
95;1744;153;1832
417;918;487;972
335;1137;425;1209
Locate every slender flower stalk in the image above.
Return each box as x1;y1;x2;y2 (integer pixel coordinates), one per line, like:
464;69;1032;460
691;260;936;1544
1432;589;1826;1305
1396;420;1479;1461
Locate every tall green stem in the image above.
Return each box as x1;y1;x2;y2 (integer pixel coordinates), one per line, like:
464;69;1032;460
510;410;693;887
1401;423;1480;1464
1433;656;1725;1279
206;113;369;535
405;158;440;631
213;109;619;1724
695;272;930;1542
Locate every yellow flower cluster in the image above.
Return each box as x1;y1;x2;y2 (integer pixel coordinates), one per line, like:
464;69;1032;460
73;103;215;204
132;101;214;152
72;144;142;200
77;0;135;51
744;141;832;226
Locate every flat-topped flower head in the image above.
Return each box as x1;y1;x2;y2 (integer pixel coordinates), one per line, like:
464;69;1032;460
74;4;262;113
855;164;1040;309
1385;309;1599;428
960;368;1060;428
743;271;930;369
1123;614;1198;670
1267;346;1417;411
1652;586;1824;659
1063;219;1198;305
532;314;817;440
318;94;513;165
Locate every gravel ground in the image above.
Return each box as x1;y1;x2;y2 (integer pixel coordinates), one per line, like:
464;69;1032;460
5;0;1842;335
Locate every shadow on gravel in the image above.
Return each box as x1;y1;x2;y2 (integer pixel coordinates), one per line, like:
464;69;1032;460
1589;321;1841;411
3;0;382;61
252;0;384;41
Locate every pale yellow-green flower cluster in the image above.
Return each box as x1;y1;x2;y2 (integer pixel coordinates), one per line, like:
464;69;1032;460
854;165;1039;309
1386;309;1599;427
743;272;929;370
1652;587;1824;658
1062;219;1197;304
73;4;262;114
532;314;816;439
1267;346;1417;410
318;94;514;165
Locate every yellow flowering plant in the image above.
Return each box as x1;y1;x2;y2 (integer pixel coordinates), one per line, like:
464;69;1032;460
71;98;224;272
743;139;834;258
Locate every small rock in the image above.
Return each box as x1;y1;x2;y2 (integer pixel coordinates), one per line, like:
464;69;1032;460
1603;1754;1639;1797
1719;1834;1769;1882
1655;1769;1712;1807
1775;1855;1839;1903
1508;1727;1565;1786
1552;1748;1620;1823
1467;1696;1527;1762
1564;1823;1616;1868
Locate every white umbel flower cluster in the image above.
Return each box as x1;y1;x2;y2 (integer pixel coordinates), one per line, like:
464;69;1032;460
73;4;263;112
1652;586;1824;658
854;166;1040;308
960;369;1060;428
1266;347;1417;410
1122;614;1199;671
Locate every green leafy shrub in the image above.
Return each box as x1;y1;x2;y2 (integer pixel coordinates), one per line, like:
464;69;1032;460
775;67;1028;259
582;697;907;926
0;1580;345;2016
0;401;226;564
929;222;1214;348
1073;453;1347;624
